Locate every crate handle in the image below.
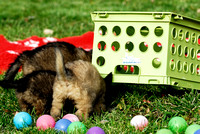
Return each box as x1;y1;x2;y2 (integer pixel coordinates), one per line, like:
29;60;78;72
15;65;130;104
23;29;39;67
153;13;165;19
172;81;179;86
98;12;109;18
173;15;183;20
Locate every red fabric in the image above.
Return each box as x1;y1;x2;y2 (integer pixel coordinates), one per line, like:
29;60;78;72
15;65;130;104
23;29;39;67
0;31;94;74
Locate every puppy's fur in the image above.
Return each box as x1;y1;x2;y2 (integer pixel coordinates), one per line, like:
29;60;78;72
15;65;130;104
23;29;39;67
0;48;111;120
4;41;92;81
50;48;108;120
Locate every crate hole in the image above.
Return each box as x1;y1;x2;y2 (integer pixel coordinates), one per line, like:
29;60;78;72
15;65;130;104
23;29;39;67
126;26;135;36
172;28;177;39
152;58;161;68
177;45;182;56
113;26;121;36
198;35;200;45
140;26;149;36
98;41;106;51
115;65;139;74
99;26;107;36
177;61;182;71
125;41;134;52
139;42;148;52
171;43;176;55
111;41;120;51
178;29;183;40
191;33;196;44
190;48;195;59
184;47;189;57
173;82;179;86
153;42;162;52
183;62;188;73
97;56;105;66
197;50;200;60
190;63;194;74
185;31;190;42
154;26;163;36
196;65;200;75
170;59;175;70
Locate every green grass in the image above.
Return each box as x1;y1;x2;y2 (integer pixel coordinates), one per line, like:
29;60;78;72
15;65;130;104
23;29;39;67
0;0;200;133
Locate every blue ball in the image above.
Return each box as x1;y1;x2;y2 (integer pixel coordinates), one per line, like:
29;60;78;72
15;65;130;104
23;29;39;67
13;112;32;129
55;119;72;133
195;129;200;134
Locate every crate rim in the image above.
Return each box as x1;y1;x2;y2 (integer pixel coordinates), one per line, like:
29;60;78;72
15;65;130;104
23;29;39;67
91;11;200;23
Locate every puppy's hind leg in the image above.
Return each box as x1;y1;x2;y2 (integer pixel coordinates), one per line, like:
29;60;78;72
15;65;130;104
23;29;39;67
33;99;46;115
74;97;94;121
50;99;64;119
50;84;65;119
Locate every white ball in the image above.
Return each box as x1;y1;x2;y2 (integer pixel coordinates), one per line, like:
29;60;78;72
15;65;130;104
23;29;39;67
130;115;148;130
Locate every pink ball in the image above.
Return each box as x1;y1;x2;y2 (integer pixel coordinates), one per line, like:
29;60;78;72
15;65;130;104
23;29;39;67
36;115;55;130
62;114;79;122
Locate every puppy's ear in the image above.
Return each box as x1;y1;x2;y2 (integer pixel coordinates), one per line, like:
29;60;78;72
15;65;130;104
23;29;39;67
104;72;113;86
88;49;93;54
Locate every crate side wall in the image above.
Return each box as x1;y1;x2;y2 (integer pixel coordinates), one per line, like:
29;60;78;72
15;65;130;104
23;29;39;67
167;23;200;84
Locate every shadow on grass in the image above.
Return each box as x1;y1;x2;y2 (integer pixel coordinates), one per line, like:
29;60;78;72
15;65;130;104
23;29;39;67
105;83;195;109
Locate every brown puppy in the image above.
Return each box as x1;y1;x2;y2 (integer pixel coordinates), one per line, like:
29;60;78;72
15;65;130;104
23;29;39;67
50;48;108;120
0;48;111;120
4;41;92;81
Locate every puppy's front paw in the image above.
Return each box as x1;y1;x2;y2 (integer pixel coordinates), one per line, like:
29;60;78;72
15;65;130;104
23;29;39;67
75;110;89;121
50;108;61;120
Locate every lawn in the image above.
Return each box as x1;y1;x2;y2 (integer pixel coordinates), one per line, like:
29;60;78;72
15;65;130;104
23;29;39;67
0;0;200;133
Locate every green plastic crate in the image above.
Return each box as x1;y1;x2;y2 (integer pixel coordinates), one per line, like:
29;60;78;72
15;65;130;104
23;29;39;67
91;11;200;89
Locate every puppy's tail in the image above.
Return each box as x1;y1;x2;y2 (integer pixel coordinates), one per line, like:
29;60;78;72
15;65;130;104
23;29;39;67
4;55;23;81
55;48;73;81
0;80;22;90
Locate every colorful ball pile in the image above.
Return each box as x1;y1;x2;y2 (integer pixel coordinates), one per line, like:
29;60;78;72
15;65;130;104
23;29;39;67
14;112;200;133
13;112;105;133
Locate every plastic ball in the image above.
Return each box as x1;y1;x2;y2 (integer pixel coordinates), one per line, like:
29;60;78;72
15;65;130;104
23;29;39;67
156;128;173;134
67;121;87;134
194;129;200;134
185;124;200;134
36;115;55;130
54;119;72;133
87;126;105;134
130;115;148;130
62;114;79;122
13;112;32;129
168;116;187;133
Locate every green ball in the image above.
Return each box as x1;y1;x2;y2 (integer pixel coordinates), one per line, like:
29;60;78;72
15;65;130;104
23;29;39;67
168;116;187;133
156;128;173;134
185;124;200;134
67;121;87;134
